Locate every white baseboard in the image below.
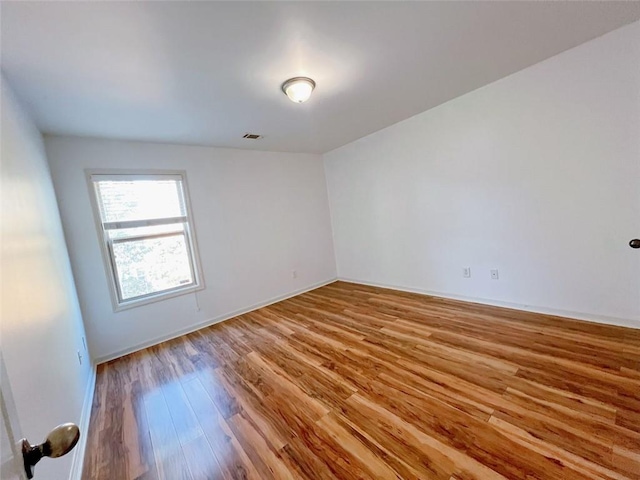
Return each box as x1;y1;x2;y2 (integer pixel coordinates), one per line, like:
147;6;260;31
95;277;338;364
338;277;640;330
68;363;97;480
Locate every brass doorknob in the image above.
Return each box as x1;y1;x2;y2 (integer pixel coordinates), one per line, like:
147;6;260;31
21;423;80;478
630;239;640;249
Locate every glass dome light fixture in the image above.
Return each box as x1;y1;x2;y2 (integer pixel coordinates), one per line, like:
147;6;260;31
281;77;316;103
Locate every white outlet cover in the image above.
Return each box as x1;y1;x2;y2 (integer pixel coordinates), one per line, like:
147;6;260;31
490;269;499;280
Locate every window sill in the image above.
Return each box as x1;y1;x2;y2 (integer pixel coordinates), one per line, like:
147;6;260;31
112;283;205;312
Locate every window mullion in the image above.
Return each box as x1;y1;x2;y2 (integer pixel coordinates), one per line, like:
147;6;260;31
102;216;187;231
110;231;185;244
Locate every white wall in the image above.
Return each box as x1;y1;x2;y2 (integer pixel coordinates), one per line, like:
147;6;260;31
1;77;93;479
45;136;337;361
324;21;640;327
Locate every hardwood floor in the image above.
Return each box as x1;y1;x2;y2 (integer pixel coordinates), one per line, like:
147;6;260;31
83;281;640;480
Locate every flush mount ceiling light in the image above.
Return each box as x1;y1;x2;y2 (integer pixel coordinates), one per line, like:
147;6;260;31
281;77;316;103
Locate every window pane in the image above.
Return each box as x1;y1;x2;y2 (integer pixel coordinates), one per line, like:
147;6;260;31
96;179;186;223
112;233;194;301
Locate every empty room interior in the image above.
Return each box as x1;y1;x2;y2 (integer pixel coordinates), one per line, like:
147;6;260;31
2;1;640;479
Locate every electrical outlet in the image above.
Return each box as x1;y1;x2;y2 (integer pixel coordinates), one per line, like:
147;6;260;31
82;336;87;351
77;350;83;365
490;269;499;280
292;270;298;279
462;267;471;278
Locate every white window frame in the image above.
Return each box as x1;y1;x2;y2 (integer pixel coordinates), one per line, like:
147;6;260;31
86;169;205;312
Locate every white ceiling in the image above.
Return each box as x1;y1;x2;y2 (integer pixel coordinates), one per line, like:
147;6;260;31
2;1;640;154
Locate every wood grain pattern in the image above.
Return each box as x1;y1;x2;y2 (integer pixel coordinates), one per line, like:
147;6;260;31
82;281;640;479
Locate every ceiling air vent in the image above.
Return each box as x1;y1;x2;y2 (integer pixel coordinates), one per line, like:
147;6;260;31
242;133;263;140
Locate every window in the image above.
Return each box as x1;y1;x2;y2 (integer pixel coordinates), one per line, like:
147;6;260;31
88;171;203;310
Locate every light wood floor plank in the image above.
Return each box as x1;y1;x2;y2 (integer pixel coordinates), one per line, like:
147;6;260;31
82;281;640;479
